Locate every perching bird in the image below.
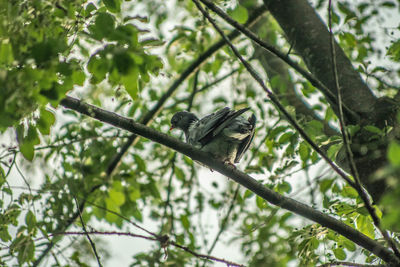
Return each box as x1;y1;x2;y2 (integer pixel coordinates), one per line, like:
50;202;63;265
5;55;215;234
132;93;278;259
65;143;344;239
170;107;256;165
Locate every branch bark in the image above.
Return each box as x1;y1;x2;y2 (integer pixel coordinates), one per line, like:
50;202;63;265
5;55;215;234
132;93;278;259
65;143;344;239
255;0;398;200
59;95;399;265
263;0;377;122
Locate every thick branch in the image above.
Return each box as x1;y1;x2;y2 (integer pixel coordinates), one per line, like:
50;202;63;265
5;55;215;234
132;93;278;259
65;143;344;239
59;96;399;265
263;0;376;121
106;5;266;176
199;0;359;123
32;8;267;266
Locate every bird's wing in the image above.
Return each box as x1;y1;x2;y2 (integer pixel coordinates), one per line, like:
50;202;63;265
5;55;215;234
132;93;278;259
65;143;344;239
234;113;256;163
189;107;251;146
188;107;231;145
211;107;250;138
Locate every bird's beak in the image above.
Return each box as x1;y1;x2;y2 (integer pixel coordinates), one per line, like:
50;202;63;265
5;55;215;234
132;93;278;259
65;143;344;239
169;126;175;131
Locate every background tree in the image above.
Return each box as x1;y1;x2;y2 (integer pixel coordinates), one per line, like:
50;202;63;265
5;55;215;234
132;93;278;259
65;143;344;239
1;0;400;266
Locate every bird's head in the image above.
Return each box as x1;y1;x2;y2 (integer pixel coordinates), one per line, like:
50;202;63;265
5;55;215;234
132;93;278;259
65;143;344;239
170;111;198;132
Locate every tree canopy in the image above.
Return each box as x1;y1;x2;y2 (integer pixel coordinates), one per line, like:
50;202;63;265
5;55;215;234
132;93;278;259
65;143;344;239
1;0;400;266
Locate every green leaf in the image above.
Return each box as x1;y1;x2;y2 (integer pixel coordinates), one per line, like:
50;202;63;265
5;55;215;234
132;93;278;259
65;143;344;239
0;40;14;65
103;0;121;13
17;124;40;161
148;181;161;199
105;198;120;222
87;56;109;83
256;196;265;209
387;40;400;61
37;108;56;135
19;142;35;161
269;125;288;139
109;189;126;206
122;67;139;99
310;237;319;250
174;167;185;181
305;120;324;136
341;186;358;199
323;196;330;209
25;210;37;232
333;248;346;260
180;215;190;230
111;25;139;46
346;125;360;137
277;181;292;194
327;143;341;160
0;166;4;185
356;215;375;238
388;141;400;166
299;142;309;162
129;188;141;202
134;154;146;172
132;206;143;221
381;188;400;231
228;5;248;24
85;3;97;17
278;132;294;144
243;189;253;199
114;50;134;74
72;70;86;86
95;12;115;38
342;239;356;252
363;125;382;134
319;179;334;193
0;226;11;242
16;236;35;264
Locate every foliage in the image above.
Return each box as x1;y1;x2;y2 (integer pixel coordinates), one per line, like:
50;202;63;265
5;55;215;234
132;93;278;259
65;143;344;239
0;0;400;266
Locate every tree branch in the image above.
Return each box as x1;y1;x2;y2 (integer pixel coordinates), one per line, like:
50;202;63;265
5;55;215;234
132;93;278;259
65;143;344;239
327;1;400;259
263;0;377;120
59;95;399;264
32;8;268;266
192;0;359;193
39;230;244;266
198;0;359;123
106;5;267;177
74;198;103;267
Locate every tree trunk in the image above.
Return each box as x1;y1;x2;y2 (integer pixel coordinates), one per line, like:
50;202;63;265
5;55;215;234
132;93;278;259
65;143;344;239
258;0;399;200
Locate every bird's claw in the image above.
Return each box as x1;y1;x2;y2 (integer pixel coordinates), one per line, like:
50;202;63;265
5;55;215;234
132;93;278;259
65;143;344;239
224;161;236;169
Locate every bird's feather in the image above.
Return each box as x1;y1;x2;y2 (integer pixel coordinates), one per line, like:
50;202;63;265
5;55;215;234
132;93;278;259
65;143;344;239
189;107;250;146
234;114;256;163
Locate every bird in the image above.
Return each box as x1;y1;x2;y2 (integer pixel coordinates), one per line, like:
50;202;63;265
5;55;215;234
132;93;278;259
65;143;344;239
170;107;256;165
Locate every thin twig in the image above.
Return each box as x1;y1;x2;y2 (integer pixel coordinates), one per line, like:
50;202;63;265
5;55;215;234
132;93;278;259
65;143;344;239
328;0;400;259
0;135;127;160
33;10;268;265
187;70;199;111
84;199;157;237
167;68;239;110
74;198;103;267
36;231;244;267
171;240;245;267
14;160;36;215
105;5;266;177
198;0;359;122
161;154;176;234
207;186;239;255
192;0;357;191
